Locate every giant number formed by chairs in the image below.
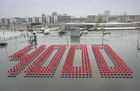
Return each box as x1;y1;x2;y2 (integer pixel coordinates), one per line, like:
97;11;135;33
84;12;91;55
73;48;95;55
61;44;92;78
92;44;133;78
24;45;66;78
8;45;46;77
7;44;133;78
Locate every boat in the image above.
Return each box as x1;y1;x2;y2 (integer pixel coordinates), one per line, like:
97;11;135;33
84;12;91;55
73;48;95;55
136;27;140;30
82;30;88;34
39;31;44;33
58;30;66;34
27;29;33;32
103;31;111;35
0;42;8;47
0;32;8;48
18;29;24;31
40;28;46;31
44;29;50;35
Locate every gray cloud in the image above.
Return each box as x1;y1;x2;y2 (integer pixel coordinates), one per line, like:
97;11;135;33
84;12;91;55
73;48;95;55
0;0;140;18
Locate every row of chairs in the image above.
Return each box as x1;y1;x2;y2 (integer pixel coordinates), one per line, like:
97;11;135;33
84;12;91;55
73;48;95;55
24;45;66;78
92;44;133;78
8;45;46;77
104;45;133;75
9;45;33;59
61;45;92;78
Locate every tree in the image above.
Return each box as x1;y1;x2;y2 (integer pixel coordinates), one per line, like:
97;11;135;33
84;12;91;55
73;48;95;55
101;24;106;30
93;23;99;30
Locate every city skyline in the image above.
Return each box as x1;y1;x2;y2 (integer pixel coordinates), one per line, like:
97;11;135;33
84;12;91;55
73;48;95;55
0;0;140;18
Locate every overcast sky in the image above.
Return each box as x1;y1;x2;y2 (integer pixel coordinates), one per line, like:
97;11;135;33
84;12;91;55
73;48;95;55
0;0;140;18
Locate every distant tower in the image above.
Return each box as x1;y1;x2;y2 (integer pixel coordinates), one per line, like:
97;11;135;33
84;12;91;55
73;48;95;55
52;12;58;16
41;14;47;23
51;12;58;23
104;10;110;16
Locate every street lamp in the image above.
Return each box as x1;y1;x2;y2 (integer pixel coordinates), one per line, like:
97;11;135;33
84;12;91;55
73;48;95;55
101;24;106;53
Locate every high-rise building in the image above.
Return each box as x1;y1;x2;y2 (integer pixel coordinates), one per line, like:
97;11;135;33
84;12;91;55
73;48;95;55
70;17;87;23
87;15;108;23
46;15;55;24
87;15;98;23
57;14;71;23
97;15;109;23
1;18;6;24
117;15;140;22
28;18;33;23
51;12;58;23
52;12;58;16
0;18;13;24
49;16;55;23
41;14;47;23
14;17;26;24
25;17;33;24
108;16;118;22
32;17;41;23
